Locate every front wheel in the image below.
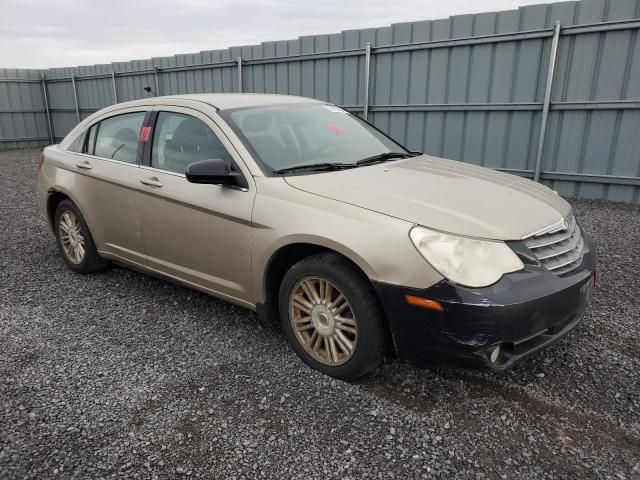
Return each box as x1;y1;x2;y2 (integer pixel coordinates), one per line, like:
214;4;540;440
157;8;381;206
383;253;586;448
279;253;386;380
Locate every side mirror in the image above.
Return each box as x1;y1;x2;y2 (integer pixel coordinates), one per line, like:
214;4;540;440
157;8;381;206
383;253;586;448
185;159;241;186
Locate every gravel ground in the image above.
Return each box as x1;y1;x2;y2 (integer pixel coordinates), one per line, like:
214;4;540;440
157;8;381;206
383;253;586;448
1;148;639;480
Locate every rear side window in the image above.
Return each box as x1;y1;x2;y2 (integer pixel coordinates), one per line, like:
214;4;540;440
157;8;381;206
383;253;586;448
151;112;234;174
93;112;146;163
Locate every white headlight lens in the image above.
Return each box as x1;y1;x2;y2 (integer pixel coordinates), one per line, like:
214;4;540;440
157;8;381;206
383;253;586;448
409;227;524;288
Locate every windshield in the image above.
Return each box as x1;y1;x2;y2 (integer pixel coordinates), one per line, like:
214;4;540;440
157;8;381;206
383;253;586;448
221;103;408;174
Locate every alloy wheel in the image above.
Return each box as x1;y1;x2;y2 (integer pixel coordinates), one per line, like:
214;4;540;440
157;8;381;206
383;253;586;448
58;210;85;264
288;276;358;366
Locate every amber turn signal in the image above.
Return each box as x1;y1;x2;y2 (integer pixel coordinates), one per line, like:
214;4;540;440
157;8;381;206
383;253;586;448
404;295;444;311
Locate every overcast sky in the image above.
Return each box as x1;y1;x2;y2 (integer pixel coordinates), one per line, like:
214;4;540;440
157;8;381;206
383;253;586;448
1;0;553;69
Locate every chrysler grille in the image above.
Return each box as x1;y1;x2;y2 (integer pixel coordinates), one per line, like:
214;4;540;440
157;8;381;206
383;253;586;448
523;214;584;276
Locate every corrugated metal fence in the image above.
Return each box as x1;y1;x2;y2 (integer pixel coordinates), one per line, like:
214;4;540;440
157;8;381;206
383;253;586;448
1;0;639;201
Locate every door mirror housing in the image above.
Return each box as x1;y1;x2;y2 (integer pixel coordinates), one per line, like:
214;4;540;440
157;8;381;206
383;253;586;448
185;158;243;187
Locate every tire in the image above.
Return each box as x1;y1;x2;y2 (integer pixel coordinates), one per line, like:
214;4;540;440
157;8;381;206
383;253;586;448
279;252;386;381
54;199;108;273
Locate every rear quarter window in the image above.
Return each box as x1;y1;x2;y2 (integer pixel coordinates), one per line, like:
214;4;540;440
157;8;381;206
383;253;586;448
67;132;86;153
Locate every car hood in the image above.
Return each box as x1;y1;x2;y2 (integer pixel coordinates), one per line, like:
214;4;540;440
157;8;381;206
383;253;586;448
284;155;571;240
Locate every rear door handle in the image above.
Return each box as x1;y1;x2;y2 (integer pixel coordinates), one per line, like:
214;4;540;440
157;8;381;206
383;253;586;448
139;177;163;187
76;161;92;170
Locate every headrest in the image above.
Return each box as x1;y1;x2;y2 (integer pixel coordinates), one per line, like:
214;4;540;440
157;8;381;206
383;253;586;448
112;128;138;145
173;118;209;142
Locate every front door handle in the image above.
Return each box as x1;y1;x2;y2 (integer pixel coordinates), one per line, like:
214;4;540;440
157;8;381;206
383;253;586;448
76;161;92;170
139;177;163;187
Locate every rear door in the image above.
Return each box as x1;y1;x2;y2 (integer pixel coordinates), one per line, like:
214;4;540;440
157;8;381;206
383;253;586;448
136;106;255;306
65;108;150;265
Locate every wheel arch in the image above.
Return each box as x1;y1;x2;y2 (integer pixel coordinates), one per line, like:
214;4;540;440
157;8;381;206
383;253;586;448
45;187;91;233
256;238;380;327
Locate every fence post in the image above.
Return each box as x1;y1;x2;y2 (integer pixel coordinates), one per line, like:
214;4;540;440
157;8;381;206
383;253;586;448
534;21;561;182
70;74;80;122
363;43;371;120
41;73;54;144
154;67;161;96
237;56;243;93
111;71;118;103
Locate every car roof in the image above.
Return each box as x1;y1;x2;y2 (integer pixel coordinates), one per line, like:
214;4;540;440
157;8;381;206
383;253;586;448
106;93;326;111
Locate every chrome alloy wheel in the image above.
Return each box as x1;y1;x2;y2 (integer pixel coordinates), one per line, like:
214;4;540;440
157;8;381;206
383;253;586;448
288;276;358;366
58;210;85;264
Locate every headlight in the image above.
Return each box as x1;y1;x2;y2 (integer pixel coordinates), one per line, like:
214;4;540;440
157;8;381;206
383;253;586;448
409;227;524;288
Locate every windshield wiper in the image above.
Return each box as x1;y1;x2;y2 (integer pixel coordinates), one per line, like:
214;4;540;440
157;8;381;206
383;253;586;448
272;163;356;175
272;152;412;174
355;152;411;166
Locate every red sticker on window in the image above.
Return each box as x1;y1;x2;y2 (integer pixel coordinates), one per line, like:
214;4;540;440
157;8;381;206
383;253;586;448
139;126;152;142
326;123;342;134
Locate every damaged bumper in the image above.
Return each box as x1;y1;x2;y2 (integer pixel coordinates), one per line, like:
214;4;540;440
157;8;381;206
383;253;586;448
373;233;596;372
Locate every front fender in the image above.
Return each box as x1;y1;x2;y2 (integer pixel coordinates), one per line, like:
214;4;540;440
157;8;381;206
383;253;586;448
250;179;444;305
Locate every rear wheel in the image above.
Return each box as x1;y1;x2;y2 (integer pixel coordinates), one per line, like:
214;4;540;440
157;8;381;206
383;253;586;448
54;199;108;273
279;253;386;380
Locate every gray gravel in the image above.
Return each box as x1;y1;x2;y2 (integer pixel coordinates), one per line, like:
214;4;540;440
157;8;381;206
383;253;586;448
1;148;639;479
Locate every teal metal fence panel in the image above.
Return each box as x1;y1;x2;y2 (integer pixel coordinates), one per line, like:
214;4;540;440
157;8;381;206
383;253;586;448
1;0;639;201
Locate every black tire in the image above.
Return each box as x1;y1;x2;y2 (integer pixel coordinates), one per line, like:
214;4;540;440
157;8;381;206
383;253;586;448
279;252;386;381
54;199;108;273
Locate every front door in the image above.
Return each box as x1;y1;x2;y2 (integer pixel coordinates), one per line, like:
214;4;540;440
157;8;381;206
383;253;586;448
135;107;255;306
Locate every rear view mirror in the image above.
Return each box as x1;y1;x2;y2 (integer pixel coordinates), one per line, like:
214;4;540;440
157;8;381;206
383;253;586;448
185;159;242;186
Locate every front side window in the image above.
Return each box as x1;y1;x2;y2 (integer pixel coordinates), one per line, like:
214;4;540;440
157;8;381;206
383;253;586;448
93;112;146;163
221;104;407;174
151;112;234;174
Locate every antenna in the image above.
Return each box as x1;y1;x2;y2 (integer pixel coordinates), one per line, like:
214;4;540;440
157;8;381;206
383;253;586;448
144;86;157;97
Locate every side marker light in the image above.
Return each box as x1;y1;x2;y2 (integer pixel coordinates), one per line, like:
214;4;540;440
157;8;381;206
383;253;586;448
404;295;444;312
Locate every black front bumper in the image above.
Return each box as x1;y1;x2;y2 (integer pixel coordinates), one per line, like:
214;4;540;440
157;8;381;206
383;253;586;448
373;233;596;371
